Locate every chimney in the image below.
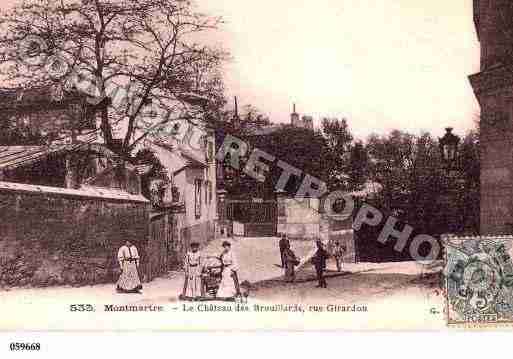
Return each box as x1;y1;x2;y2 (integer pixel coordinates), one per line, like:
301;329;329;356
232;96;240;127
291;103;299;127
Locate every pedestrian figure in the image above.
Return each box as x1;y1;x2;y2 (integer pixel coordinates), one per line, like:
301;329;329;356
181;242;204;300
116;240;142;294
217;241;241;300
333;241;346;272
283;242;300;282
327;239;334;256
279;234;290;268
311;239;329;288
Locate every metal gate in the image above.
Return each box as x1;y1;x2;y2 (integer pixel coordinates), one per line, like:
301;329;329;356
226;200;278;237
148;212;173;280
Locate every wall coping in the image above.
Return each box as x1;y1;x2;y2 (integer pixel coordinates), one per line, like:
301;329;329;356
0;181;150;203
441;234;513;241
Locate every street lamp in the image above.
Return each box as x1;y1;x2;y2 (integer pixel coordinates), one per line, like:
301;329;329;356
438;127;463;234
439;127;461;171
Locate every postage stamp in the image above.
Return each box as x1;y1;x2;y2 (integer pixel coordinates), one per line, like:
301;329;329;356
445;236;513;326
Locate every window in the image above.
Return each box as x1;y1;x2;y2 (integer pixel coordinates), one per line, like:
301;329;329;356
205;180;212;205
207;141;214;163
194;179;202;218
204;181;208;204
199;135;207;151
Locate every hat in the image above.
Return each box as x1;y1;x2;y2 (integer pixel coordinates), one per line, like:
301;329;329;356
190;242;200;248
222;241;232;247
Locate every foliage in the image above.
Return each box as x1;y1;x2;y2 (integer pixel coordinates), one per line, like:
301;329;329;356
348;141;369;190
133;148;168;200
365;129;479;235
321;117;353;190
0;0;227;156
222;125;330;199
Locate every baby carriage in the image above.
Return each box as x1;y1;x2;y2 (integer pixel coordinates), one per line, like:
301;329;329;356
200;256;250;302
201;256;224;299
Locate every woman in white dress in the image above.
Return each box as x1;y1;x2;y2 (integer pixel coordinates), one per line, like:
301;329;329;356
181;242;204;300
116;240;142;293
216;241;240;300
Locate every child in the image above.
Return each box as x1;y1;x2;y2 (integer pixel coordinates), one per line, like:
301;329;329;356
333;241;346;272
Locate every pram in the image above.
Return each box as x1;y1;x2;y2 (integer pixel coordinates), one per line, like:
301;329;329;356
179;256;249;302
201;256;223;299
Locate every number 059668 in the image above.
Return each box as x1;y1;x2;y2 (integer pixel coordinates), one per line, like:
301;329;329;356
9;342;41;351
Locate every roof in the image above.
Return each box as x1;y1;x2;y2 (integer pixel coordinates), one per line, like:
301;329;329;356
0;86;83;111
179;145;207;168
0;181;149;203
142;141;188;174
0;143;119;171
244;125;284;136
140;138;208;174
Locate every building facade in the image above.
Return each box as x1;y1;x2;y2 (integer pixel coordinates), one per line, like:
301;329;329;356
290;104;314;130
470;0;513;234
139;125;218;250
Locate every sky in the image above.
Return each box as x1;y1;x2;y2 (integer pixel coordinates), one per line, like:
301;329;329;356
199;0;481;139
0;0;481;140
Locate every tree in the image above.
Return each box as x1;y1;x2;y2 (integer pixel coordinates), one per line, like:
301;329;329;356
321;117;353;190
133;147;168;202
348;141;369;190
0;0;227;156
366;130;442;227
223;125;329;199
364;128;481;236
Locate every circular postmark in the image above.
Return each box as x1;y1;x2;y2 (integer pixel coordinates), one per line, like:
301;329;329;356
446;239;513;323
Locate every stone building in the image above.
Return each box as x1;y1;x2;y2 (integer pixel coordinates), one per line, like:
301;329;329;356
242;104;314;137
136;124;218;253
290;104;314;130
469;0;513;234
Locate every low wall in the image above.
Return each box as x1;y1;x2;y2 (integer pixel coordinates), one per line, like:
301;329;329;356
277;196;356;263
0;181;151;288
278;198;321;239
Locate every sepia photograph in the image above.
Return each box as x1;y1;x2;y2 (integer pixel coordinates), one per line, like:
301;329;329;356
0;0;512;342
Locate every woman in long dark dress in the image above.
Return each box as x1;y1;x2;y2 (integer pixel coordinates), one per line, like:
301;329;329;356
283;243;299;282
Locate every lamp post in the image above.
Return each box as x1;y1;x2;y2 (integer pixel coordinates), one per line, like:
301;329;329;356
439;127;461;173
438;127;463;234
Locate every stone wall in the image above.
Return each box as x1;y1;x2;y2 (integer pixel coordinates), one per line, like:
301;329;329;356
470;0;513;235
0;182;152;288
277;197;322;239
277;195;356;263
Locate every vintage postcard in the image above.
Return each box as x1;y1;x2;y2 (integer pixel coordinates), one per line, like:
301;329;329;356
0;0;512;334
